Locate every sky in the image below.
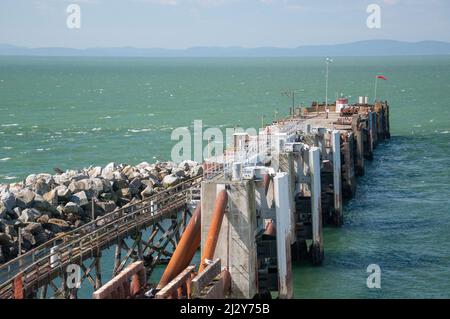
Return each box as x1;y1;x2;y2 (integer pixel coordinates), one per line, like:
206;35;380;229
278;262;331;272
0;0;449;49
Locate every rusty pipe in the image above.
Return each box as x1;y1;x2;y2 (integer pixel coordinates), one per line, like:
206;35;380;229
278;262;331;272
157;205;201;289
264;219;276;237
198;190;228;273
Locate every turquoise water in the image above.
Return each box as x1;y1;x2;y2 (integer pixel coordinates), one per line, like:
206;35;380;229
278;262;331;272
1;56;450;298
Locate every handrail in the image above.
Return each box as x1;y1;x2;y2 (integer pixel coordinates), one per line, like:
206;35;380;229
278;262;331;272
0;175;202;291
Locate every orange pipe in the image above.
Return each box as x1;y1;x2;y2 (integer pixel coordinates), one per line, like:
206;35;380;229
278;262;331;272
198;190;228;273
13;275;24;299
130;273;141;297
157;205;201;289
264;219;276;236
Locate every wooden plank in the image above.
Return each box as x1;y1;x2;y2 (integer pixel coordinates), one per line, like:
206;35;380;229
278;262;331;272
155;265;195;299
190;259;221;298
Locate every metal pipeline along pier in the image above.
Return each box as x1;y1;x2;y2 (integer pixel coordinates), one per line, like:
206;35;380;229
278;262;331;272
0;99;390;299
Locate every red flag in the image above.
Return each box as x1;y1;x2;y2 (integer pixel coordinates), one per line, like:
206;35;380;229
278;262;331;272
376;75;388;80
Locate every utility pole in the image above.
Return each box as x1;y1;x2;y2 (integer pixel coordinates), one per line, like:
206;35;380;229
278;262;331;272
282;90;296;118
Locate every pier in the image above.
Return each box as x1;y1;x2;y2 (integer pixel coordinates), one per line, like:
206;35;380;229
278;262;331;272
0;99;391;299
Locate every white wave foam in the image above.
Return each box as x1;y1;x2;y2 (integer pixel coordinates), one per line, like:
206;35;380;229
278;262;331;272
1;123;19;127
0;157;11;161
128;128;152;133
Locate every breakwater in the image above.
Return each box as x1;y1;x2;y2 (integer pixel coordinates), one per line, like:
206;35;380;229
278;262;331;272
0;160;202;264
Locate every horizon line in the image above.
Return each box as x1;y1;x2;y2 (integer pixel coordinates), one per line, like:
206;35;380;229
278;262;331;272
2;39;450;51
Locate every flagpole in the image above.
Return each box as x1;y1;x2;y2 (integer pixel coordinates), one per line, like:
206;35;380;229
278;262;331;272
374;76;378;103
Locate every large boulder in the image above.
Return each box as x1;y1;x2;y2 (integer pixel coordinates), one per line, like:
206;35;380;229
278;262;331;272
37;214;50;224
54;185;71;200
178;160;197;171
0;202;6;219
1;191;16;212
121;165;136;179
129;178;142;195
136;162;151;170
48;218;70;229
34;178;50;195
69;191;89;207
45;218;70;233
63;202;82;215
96;200;117;214
3;224;17;238
9;207;21;220
88;166;102;178
190;165;203;177
101;162;117;180
31;194;53;211
117;188;131;199
18;208;41;223
53;172;72;186
172;167;186;178
43;189;58;206
25;174;37;187
15;189;36;208
91;178;108;194
162;174;180;188
141;179;155;188
141;185;154;198
24;222;45;235
68;179;88;194
22;223;48;246
0;233;14;246
112;176;129;191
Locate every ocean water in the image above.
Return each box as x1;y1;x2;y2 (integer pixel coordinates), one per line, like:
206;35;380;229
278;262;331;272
1;56;450;298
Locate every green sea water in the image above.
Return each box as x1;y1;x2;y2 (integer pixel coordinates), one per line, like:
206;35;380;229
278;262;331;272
1;56;449;298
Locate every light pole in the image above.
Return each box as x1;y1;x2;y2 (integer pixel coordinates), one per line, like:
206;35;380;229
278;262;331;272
282;90;296;118
325;58;333;118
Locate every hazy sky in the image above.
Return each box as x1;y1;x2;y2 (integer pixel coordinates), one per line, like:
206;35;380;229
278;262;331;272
1;0;449;49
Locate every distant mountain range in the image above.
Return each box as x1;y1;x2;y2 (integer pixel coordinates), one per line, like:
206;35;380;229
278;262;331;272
1;40;450;57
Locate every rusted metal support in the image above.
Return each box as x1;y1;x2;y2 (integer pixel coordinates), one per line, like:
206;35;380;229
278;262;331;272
94;253;102;290
113;240;123;276
264;219;276;236
13;274;24;299
157;205;201;289
198;190;228;273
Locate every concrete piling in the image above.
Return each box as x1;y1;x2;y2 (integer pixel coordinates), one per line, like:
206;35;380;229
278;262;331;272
309;147;323;265
332;130;343;226
273;172;294;299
